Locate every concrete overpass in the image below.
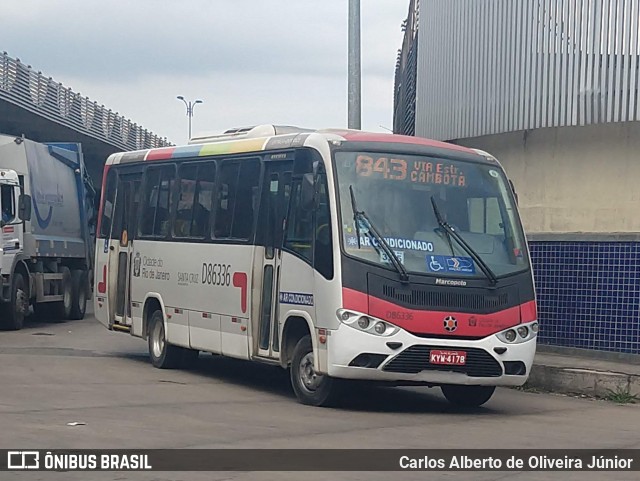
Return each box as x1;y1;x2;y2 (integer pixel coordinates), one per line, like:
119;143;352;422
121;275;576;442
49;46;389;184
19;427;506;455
0;51;172;183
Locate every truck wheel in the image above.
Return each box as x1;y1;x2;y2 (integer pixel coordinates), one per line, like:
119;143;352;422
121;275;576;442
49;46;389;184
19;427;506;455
1;273;29;330
440;385;496;407
148;309;182;369
32;303;51;322
69;270;88;320
290;335;342;407
53;267;73;321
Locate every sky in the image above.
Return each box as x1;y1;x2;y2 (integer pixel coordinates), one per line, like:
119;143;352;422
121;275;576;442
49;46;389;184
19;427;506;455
2;0;410;146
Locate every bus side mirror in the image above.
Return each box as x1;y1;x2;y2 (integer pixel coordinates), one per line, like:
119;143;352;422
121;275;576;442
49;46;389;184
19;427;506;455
301;173;315;211
18;194;32;221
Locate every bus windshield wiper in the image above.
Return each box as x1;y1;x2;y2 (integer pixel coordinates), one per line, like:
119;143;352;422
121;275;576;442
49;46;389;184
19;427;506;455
430;197;456;256
430;196;498;286
349;185;409;283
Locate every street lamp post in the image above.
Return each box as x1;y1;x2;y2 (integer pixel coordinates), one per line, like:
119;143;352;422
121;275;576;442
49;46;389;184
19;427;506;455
348;0;361;129
176;96;203;141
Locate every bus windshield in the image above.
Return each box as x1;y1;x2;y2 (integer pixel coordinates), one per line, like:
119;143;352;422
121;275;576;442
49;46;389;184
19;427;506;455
334;151;529;279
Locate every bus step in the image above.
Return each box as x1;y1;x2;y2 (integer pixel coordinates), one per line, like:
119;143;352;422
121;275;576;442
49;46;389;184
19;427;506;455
112;323;131;333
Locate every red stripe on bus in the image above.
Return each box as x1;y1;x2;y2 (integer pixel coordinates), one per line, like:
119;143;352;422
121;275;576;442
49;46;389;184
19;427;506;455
342;287;534;337
520;300;537;323
146;147;176;161
97;265;107;294
341;287;368;312
232;272;248;314
339;132;476;154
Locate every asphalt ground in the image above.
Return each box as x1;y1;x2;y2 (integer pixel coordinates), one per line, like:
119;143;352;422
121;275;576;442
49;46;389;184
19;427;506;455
1;313;639;481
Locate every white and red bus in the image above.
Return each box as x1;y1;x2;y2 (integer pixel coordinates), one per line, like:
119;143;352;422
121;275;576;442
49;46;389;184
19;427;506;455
94;125;537;407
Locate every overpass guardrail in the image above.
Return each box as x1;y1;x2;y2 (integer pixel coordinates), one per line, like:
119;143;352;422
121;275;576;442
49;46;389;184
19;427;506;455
0;51;172;151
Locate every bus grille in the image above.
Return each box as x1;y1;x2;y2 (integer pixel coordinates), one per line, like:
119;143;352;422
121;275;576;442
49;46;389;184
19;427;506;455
382;345;503;377
382;285;509;311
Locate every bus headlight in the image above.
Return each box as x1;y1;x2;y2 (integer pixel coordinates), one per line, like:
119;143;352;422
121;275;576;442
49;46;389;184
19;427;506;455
336;309;399;337
497;321;538;344
357;317;370;329
504;329;517;342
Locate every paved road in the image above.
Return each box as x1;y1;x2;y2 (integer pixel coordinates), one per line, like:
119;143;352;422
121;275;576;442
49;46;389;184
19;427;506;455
1;313;639;481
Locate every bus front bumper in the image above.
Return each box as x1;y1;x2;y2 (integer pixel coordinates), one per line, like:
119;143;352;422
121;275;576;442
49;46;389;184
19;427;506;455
325;322;537;386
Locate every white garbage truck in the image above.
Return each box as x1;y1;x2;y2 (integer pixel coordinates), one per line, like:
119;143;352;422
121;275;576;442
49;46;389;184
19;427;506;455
0;134;96;330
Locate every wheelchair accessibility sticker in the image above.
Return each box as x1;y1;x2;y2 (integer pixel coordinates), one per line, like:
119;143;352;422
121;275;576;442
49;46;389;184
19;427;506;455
427;255;476;274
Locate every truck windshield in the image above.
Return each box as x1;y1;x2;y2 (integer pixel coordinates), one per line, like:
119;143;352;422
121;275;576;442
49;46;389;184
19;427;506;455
334;151;529;279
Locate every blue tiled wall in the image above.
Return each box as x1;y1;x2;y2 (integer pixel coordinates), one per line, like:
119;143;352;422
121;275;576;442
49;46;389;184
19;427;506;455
528;241;640;354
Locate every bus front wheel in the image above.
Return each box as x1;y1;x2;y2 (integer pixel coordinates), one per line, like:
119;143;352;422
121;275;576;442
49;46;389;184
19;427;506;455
290;335;341;407
148;310;182;369
440;385;495;407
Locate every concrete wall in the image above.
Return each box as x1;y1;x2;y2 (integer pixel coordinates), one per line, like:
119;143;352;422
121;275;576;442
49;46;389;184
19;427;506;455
455;121;640;235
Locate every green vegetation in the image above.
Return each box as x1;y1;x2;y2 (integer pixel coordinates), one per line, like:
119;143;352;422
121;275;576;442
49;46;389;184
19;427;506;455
604;386;638;404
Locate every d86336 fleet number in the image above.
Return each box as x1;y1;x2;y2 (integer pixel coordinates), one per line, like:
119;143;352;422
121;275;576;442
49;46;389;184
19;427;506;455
201;263;231;286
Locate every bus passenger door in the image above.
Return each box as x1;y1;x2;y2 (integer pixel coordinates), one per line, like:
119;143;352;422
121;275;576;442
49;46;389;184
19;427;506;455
109;172;141;328
256;162;292;359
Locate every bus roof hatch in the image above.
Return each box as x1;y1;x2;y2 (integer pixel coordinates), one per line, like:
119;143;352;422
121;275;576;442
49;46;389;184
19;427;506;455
188;124;315;144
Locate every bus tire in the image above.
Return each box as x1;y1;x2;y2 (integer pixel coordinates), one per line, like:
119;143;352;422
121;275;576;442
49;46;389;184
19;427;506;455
53;267;73;321
290;335;341;407
440;385;495;407
1;272;28;330
69;270;88;320
148;309;181;369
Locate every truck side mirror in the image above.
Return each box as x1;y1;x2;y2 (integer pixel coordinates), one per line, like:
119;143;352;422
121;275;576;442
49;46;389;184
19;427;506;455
301;173;315;211
18;194;31;221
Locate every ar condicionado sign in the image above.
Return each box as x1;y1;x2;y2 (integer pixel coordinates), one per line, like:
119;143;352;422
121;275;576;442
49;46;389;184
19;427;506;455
355;155;467;187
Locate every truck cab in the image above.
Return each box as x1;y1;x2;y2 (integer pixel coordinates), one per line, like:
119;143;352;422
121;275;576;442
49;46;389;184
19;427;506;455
0;168;30;271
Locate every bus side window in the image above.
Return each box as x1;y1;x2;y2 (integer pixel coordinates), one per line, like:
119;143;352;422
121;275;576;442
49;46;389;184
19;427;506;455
140;165;175;238
213;159;260;240
111;174;129;242
231;161;260;239
175;162;215;239
100;168;117;237
313;175;333;279
191;162;215;238
174;164;198;238
284;180;313;263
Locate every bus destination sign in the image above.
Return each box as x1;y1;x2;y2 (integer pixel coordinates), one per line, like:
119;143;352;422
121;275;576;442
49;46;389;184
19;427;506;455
355;154;466;187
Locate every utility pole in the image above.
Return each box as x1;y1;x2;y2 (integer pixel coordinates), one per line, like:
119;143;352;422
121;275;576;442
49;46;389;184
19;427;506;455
348;0;361;129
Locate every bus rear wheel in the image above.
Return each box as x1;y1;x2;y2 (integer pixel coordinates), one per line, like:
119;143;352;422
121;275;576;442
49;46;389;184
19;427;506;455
290;335;341;407
148;309;182;369
440;385;495;407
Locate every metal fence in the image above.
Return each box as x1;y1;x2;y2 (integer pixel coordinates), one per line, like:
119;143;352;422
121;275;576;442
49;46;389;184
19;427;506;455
404;0;640;141
393;0;419;135
0;51;172;151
